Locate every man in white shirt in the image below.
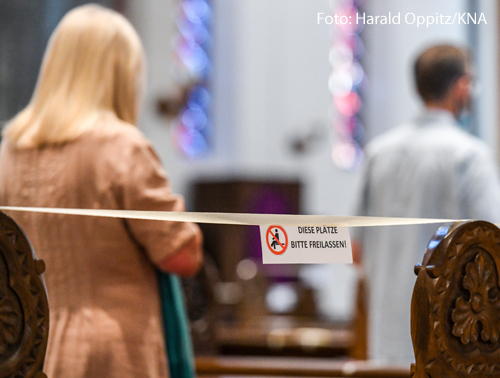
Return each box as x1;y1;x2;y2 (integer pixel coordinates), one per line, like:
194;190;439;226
356;44;500;364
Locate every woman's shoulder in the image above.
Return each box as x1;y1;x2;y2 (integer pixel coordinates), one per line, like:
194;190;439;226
85;117;149;147
77;116;156;161
75;118;164;183
76;116;159;170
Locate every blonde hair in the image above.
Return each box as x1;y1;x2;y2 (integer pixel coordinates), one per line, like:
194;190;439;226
4;4;145;148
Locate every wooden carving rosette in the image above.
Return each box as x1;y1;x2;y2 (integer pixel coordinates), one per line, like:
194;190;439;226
411;221;500;378
0;211;49;378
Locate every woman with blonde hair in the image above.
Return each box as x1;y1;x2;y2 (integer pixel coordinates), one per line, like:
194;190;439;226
0;4;203;378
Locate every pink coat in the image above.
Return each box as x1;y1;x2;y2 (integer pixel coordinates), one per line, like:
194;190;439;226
0;121;200;378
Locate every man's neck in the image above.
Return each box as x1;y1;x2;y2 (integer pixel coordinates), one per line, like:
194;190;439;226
424;100;459;118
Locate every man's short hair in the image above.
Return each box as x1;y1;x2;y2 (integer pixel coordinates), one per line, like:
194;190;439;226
414;44;469;102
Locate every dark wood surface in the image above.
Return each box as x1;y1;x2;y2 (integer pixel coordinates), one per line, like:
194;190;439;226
214;316;353;358
411;221;500;377
196;356;410;378
0;211;49;378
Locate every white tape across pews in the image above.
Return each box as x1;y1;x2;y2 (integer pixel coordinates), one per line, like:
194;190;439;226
0;206;466;264
0;206;462;227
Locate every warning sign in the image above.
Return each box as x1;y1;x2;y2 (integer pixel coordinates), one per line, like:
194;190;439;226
265;225;288;255
260;224;352;264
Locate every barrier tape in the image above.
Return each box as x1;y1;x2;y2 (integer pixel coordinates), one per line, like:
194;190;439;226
0;206;463;227
0;206;470;264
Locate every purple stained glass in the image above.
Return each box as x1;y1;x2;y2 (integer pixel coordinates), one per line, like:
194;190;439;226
330;1;365;170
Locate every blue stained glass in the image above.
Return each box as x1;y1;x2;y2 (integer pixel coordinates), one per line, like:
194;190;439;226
178;44;209;75
173;0;212;158
177;128;209;158
182;0;211;23
181;104;208;131
188;86;211;109
178;19;209;45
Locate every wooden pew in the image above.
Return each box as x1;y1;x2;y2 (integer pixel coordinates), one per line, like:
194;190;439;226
411;220;500;377
197;220;500;377
196;356;410;377
0;211;49;378
1;213;499;378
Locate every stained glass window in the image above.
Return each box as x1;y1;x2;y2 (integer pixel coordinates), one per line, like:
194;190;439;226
330;0;365;170
171;0;212;158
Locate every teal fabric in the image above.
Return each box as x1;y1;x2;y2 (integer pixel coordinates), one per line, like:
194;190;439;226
158;272;195;378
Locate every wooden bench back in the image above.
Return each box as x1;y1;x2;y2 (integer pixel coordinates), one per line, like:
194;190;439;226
412;220;500;377
0;211;49;378
3;214;500;378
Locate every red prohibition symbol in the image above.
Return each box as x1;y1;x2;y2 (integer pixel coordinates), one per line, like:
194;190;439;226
266;225;288;255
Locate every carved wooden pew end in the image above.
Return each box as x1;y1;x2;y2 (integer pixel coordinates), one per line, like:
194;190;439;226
0;211;49;378
411;220;500;378
2;213;500;378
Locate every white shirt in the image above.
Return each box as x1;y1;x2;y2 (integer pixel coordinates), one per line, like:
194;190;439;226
355;109;500;363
